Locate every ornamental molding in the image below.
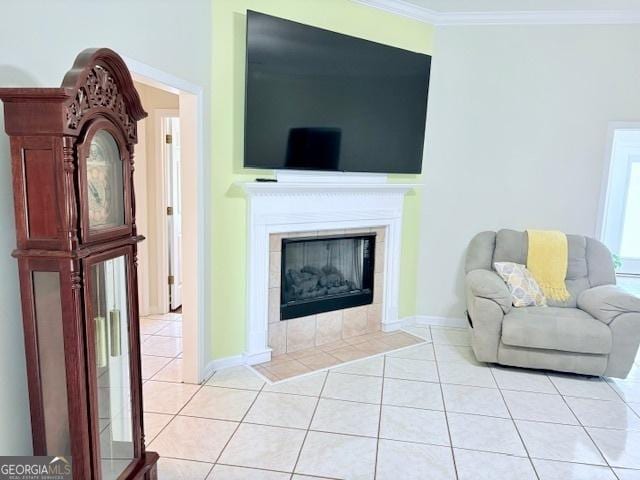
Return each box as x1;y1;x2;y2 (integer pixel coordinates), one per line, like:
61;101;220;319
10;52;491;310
61;48;146;141
353;0;640;25
65;65;136;140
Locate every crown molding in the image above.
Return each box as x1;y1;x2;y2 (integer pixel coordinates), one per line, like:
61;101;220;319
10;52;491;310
437;9;640;25
353;0;440;23
354;0;640;25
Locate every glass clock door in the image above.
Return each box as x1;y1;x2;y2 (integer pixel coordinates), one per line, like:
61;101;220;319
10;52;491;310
86;130;125;232
90;255;135;479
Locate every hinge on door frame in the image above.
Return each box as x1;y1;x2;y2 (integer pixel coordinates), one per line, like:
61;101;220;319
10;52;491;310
165;133;173;144
167;206;174;216
168;275;175;285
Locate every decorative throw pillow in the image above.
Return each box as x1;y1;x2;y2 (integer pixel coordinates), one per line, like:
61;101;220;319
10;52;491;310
494;262;547;307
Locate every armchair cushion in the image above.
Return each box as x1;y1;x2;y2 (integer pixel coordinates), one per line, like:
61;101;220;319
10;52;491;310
502;307;612;354
578;285;640;325
466;269;512;314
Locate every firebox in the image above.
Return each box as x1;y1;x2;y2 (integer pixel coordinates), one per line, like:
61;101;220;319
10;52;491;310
280;233;376;320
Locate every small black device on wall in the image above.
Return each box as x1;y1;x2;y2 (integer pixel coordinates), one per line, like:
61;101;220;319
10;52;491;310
244;10;431;174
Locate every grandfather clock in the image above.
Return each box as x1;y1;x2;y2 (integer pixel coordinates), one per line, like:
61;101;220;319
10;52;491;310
0;49;158;479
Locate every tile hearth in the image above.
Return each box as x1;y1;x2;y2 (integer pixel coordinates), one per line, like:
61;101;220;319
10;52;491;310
254;330;425;382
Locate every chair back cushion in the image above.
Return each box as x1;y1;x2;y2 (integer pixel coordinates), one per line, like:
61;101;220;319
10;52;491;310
466;229;616;307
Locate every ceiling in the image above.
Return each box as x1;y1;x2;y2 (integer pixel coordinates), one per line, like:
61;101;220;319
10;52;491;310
355;0;640;25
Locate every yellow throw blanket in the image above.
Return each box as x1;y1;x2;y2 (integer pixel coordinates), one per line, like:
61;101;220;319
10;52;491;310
526;229;571;301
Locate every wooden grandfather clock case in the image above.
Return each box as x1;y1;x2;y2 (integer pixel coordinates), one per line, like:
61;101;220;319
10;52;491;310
0;49;158;479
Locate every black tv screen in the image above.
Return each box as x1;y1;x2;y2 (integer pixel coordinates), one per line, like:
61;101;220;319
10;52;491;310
244;11;431;174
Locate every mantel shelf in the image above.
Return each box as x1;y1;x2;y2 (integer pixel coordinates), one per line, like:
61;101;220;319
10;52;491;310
236;181;419;196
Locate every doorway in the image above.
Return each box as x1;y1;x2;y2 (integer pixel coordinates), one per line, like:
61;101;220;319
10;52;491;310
164;116;183;312
133;84;183;383
600;123;640;296
600;125;640;277
125;57;206;385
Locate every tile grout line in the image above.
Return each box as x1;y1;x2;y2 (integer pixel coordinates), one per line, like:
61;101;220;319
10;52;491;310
153;434;632;472
211;374;267;467
146;349;182;383
141;319;185;445
210;461;339;479
487;364;541;480
290;371;331;477
142;317;204;460
604;376;636;405
146;366;206;449
202;462;216;479
373;354;386;480
430;326;460;480
550;376;618;476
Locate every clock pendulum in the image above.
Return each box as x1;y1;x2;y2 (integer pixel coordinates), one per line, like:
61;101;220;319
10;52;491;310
95;267;108;369
109;263;122;358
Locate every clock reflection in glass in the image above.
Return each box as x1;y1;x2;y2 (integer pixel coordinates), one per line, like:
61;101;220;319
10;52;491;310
86;130;124;230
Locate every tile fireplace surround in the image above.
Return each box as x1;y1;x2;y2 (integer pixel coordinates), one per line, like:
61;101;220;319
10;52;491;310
268;227;386;356
239;178;417;376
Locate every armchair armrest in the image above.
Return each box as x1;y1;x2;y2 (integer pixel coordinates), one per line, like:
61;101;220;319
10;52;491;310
466;269;512;314
578;285;640;325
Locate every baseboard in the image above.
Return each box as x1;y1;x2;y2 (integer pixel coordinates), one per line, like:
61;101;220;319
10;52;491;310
381;316;411;332
243;349;272;365
203;354;245;381
414;314;468;328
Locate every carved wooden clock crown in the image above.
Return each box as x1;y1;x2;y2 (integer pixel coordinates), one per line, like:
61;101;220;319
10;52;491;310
1;48;146;138
62;49;147;141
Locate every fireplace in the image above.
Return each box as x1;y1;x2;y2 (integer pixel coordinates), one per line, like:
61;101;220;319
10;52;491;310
280;233;376;320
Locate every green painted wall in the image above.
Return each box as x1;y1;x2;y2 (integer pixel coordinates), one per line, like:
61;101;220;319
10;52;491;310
211;0;434;358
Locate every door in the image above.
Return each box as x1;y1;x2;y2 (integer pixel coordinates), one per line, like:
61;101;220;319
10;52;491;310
165;117;183;310
601;127;640;274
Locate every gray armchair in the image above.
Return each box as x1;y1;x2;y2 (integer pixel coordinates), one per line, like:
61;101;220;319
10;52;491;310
465;229;640;378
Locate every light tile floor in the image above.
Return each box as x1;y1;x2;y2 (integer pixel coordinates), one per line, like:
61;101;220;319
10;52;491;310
141;312;183;384
142;323;640;480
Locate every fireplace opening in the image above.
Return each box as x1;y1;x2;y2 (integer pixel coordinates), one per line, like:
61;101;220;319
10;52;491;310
281;233;376;320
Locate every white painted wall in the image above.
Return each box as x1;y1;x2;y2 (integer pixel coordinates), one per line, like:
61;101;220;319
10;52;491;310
0;0;211;454
417;24;640;319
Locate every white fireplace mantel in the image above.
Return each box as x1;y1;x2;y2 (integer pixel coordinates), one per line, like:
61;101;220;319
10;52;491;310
237;180;418;364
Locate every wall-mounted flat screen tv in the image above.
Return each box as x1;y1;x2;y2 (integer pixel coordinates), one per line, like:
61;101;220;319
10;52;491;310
244;11;431;174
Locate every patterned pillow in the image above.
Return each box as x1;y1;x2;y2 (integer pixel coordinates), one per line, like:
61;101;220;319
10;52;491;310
494;262;547;307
